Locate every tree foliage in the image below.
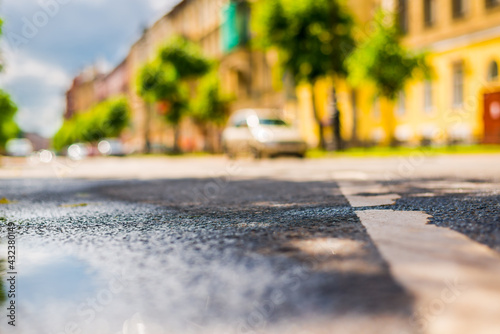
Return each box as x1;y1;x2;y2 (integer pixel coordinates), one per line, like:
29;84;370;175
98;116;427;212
136;36;212;152
137;60;190;127
191;72;231;127
53;97;130;151
253;0;355;149
137;61;179;103
253;0;355;84
137;36;212;126
0;19;19;150
0;90;19;149
159;36;212;79
347;11;431;100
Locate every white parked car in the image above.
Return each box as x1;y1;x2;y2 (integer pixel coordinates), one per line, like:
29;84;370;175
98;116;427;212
222;109;307;158
6;138;34;157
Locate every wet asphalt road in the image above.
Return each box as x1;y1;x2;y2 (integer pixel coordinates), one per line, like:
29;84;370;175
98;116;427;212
0;155;499;334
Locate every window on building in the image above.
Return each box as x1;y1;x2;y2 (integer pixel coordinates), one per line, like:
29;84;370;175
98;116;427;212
397;91;406;116
452;0;466;19
221;1;250;53
424;81;433;113
486;0;500;9
424;0;436;27
488;61;499;81
398;0;409;33
452;62;464;107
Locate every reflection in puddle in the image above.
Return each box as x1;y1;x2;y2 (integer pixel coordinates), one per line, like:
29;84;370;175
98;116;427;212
0;243;123;334
0;241;173;334
18;250;99;306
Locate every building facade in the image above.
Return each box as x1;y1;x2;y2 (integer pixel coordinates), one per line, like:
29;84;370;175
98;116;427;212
124;0;283;153
339;0;500;146
398;0;500;145
65;0;500;151
65;66;104;120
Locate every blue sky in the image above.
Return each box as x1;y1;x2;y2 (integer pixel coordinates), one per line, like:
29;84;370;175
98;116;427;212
0;0;180;137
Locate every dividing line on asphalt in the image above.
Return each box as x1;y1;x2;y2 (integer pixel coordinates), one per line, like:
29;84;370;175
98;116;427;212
337;180;500;334
336;180;400;207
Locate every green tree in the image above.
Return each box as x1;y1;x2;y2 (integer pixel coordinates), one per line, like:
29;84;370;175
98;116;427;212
253;0;355;150
52;119;77;151
137;36;211;153
0;90;19;150
0;19;19;151
347;10;431;143
53;97;130;151
159;36;212;79
137;61;180;153
347;11;430;100
137;61;179;103
191;72;231;152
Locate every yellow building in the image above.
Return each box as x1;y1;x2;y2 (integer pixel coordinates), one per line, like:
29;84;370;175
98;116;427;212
399;0;500;145
323;0;500;146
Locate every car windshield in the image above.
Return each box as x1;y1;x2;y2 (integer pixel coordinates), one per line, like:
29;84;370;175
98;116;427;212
259;119;288;126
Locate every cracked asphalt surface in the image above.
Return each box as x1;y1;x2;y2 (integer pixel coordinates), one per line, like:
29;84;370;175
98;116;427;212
0;155;499;334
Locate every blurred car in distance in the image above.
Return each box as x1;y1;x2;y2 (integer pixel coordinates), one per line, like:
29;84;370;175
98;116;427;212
29;149;55;164
222;109;307;158
97;139;126;156
5;138;34;157
67;143;90;160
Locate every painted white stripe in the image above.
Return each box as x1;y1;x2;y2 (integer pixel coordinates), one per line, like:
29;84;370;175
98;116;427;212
343;194;401;207
337;180;500;334
356;210;500;334
338;181;400;207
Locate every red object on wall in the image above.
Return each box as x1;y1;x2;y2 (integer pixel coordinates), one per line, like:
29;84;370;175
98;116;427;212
483;91;500;144
157;101;170;115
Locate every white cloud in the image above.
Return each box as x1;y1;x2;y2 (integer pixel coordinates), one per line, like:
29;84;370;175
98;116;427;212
1;47;69;86
148;0;172;12
0;47;69;137
0;0;181;138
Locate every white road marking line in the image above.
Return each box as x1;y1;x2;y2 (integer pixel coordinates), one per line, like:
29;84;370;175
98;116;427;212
345;194;401;207
331;171;369;180
338;181;400;207
337;182;500;334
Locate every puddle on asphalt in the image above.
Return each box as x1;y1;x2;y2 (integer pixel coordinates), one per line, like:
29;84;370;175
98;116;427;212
17;250;99;305
0;242;127;334
0;240;169;334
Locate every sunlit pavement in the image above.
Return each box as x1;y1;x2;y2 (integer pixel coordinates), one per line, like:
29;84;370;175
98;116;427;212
0;154;500;334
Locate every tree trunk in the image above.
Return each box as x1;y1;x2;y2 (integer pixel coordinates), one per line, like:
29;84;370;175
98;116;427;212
202;124;211;153
330;87;343;151
311;82;326;150
350;89;358;146
144;102;152;154
173;126;181;153
215;126;223;154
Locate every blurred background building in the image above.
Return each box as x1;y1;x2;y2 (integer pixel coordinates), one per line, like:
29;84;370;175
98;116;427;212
64;0;500;153
387;0;500;146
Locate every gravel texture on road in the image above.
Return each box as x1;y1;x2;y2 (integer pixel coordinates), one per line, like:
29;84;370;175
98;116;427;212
0;178;414;334
2;156;500;334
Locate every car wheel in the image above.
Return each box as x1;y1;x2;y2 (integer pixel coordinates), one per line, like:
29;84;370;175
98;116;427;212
223;145;236;159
